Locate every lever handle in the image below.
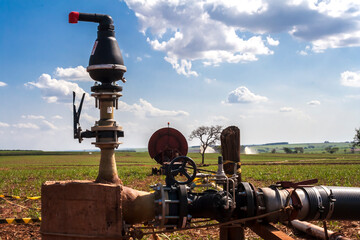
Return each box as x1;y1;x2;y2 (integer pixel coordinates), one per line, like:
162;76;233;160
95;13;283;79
73;91;86;142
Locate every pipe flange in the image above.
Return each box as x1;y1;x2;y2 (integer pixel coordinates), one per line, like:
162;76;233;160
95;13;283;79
87;64;127;72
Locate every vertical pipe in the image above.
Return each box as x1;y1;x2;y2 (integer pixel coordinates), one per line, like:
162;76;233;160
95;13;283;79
99;100;114;125
220;125;244;240
220;126;241;182
96;147;121;184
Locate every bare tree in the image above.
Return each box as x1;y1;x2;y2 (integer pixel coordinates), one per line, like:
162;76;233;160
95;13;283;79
353;128;360;148
189;125;222;165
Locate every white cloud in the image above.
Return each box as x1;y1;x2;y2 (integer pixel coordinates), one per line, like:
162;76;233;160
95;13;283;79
52;115;63;119
298;50;308;56
0;81;7;87
41;120;57;130
81;113;97;124
54;66;92;82
126;0;275;76
279;107;294;112
311;31;360;53
340;71;360;87
204;78;216;84
21;115;45;120
125;0;360;75
118;98;189;118
266;36;279;46
25;73;89;104
13;123;40;129
227;86;268;104
164;55;198;77
346;94;360;100
136;56;143;62
307;100;321;106
0;122;10;127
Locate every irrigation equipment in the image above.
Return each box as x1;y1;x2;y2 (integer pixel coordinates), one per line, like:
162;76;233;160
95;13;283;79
40;12;360;240
70;11;126;184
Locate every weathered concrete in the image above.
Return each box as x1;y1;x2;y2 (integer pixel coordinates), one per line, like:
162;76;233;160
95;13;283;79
41;181;123;240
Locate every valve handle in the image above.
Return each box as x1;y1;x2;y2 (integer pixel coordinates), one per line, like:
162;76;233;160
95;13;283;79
73;91;85;142
169;156;197;185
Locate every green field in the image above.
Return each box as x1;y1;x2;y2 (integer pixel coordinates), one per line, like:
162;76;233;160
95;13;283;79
1;151;360;235
248;141;354;154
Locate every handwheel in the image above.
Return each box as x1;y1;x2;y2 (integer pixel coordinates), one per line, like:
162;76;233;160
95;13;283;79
169;156;197;185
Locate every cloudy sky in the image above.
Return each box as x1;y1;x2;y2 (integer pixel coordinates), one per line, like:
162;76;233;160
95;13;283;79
1;0;360;150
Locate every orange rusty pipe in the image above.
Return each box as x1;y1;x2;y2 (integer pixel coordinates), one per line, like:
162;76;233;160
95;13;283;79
121;186;156;224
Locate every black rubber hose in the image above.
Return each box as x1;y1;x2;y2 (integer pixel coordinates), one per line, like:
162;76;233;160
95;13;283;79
259;185;360;222
303;186;360;221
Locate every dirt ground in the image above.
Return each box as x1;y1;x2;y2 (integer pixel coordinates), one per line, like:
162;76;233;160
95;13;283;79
1;218;360;239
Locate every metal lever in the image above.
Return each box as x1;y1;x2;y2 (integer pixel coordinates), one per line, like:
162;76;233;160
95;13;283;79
73;91;85;142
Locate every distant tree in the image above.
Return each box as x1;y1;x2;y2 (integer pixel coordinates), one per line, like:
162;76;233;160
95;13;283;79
294;147;304;154
353;128;360;148
283;147;293;154
213;145;222;153
325;146;339;154
271;148;276;154
189;125;222;165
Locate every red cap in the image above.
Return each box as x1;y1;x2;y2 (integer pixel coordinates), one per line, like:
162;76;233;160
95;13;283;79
69;11;79;23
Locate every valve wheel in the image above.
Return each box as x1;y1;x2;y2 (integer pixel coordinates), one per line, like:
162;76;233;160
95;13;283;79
169;156;197;185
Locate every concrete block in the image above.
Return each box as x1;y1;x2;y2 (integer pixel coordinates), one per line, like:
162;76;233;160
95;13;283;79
41;180;123;240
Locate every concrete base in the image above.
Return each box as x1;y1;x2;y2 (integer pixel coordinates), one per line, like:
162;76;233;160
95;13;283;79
41;180;123;240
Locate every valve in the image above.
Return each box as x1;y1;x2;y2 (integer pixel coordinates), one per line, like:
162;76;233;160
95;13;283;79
168;156;197;185
69;11;126;84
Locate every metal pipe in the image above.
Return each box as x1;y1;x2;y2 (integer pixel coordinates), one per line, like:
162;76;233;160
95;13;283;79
259;185;360;223
290;220;351;240
122;186;156;224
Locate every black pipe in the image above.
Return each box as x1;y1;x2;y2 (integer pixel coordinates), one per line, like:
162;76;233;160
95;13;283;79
302;186;360;221
257;185;360;223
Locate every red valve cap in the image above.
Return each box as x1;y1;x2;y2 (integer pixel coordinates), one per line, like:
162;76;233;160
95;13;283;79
69;11;79;23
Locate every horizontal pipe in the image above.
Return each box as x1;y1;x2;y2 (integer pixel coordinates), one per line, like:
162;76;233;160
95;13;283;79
259;186;360;222
121;186;156;224
291;220;351;240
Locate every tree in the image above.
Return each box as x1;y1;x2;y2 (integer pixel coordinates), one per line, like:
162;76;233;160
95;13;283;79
294;147;304;154
189;125;222;165
325;146;339;154
353;128;360;148
283;147;293;154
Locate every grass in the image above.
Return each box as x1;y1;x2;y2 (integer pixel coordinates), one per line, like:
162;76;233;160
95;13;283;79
1;152;360;196
1;151;360;237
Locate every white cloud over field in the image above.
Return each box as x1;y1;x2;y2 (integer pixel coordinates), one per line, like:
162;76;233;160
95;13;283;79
307;100;321;106
118;99;189;118
54;66;92;82
341;71;360;87
25;73;89;104
125;0;360;75
279;107;294;112
0;81;7;87
226;86;268;104
0;122;10;127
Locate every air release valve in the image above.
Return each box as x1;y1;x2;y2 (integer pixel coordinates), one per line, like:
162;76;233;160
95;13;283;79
69;11;126;84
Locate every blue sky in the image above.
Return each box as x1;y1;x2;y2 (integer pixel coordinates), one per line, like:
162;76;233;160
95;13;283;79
1;0;360;150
